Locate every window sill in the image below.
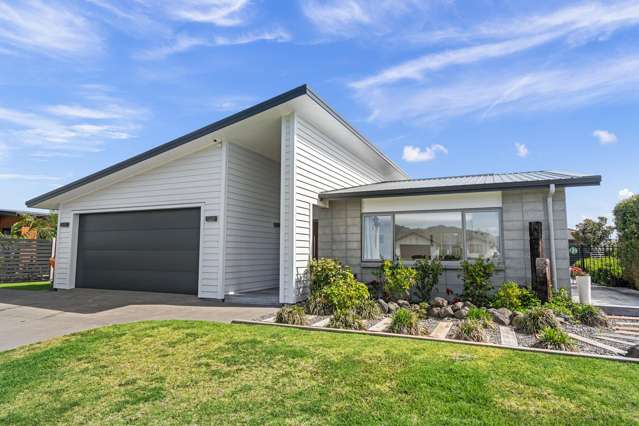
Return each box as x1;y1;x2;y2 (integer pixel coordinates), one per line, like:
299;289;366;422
361;260;505;271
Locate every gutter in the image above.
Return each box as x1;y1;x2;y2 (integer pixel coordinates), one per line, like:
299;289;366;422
547;184;558;291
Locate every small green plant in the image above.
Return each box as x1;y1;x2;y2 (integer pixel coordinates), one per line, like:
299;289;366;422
466;307;493;328
454;319;487;342
573;304;609;327
305;292;332;315
412;302;430;319
378;259;417;301
514;307;559;334
544;288;576;319
413;258;443;302
492;281;540;311
328;311;365;330
535;327;576;351
275;305;307;325
306;267;370;315
352;299;382;320
460;257;495;307
388;308;420;335
308;258;349;293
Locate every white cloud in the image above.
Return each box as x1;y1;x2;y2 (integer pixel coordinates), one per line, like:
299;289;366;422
209;95;255;112
301;0;371;35
515;143;529;158
213;28;290;45
619;188;635;200
168;0;250;26
402;144;448;162
593;129;618;145
46;104;145;120
358;54;639;124
0;173;60;181
0;1;102;56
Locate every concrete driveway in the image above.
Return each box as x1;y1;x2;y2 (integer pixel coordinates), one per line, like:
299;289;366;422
0;288;276;352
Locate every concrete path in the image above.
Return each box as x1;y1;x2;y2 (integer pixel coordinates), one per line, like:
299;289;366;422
0;288;276;352
572;285;639;316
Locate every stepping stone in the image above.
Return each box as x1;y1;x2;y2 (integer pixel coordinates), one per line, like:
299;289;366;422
600;332;639;342
594;335;635;347
311;317;331;328
262;316;276;323
611;330;639;337
609;315;639;321
368;317;392;332
614;327;639;334
568;333;627;355
614;321;639;327
430;321;453;339
499;326;518;347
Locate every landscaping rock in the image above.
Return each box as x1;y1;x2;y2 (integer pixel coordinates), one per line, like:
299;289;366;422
431;297;448;308
511;312;525;329
440;306;455;318
463;301;476;310
451;301;464;312
626;345;639;359
397;299;411;308
454;308;469;319
488;308;512;326
428;307;442;318
376;299;389;314
387;302;400;314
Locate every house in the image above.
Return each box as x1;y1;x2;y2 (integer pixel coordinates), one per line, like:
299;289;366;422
26;85;601;304
0;209;50;237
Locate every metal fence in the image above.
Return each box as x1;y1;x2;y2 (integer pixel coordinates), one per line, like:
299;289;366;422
0;238;53;283
569;241;627;286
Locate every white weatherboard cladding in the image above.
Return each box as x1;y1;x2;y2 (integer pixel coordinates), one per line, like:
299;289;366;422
224;143;280;294
279;114;385;303
361;191;502;213
53;144;223;298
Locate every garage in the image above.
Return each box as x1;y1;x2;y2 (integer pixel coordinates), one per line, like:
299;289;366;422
75;208;200;294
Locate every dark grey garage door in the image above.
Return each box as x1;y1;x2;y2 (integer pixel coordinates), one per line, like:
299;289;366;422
75;208;200;294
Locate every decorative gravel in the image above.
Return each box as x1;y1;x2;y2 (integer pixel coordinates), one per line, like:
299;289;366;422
418;318;439;335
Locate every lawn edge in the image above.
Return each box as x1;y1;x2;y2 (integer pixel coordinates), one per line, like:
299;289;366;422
232;320;639;364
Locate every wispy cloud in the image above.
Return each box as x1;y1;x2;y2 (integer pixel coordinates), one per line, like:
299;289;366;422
402;144;447;162
46;104;145;120
619;188;634;200
593;129;617;145
208;94;256;112
0;0;102;56
168;0;250;26
137;28;289;60
0;173;61;181
515;143;529;158
358;55;639;124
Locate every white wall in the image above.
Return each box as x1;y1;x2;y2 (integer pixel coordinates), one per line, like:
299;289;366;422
362;192;502;212
223;142;280;294
53;143;223;298
279;113;386;303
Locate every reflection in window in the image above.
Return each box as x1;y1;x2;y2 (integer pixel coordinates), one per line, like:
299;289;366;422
394;212;463;261
464;211;501;260
362;215;392;260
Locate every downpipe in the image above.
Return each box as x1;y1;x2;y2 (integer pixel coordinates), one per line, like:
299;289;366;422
547;184;558;291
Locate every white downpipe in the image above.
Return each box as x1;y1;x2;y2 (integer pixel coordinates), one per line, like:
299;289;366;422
547;184;558;291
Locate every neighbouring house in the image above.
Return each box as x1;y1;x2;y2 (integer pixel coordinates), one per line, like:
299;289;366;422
26;85;601;304
0;209;50;237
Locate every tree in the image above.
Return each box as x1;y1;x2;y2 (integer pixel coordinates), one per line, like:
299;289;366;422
573;216;614;247
614;195;639;289
10;212;58;240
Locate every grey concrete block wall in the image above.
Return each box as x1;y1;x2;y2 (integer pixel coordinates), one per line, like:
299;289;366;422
318;188;571;293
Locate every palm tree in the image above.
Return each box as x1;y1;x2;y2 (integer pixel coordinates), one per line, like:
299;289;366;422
11;212;58;240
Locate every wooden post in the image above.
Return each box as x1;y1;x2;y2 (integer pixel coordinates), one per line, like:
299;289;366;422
535;258;553;302
529;222;544;287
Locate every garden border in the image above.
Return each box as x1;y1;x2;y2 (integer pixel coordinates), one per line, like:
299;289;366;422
231;319;639;364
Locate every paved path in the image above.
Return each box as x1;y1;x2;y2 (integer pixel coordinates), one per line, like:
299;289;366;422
572;285;639;316
0;288;276;351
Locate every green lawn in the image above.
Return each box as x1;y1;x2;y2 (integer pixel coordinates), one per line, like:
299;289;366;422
1;321;637;425
0;281;51;291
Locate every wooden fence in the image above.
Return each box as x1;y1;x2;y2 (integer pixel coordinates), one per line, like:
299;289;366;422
0;238;53;283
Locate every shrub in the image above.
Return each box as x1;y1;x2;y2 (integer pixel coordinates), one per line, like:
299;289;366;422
614;194;639;289
573;304;609;327
535;327;576;351
413;258;443;302
514;307;559;334
574;257;624;286
276;305;307;325
466;307;493;328
492;281;541;311
544;288;576;319
308;258;349;293
305;292;332;315
412;302;430;319
306;267;370;315
378;260;417;300
454;319;487;342
388;308;420;335
328;311;365;330
460;257;495;307
352;299;382;320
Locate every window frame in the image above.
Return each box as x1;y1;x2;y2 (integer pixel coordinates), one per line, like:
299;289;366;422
361;207;503;267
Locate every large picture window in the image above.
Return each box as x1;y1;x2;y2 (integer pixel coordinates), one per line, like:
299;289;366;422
394;212;463;261
362;215;392;261
362;209;501;264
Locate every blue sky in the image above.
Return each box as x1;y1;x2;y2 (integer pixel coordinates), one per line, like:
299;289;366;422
0;0;638;228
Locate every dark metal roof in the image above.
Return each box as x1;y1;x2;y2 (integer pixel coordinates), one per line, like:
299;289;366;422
320;171;601;199
26;84;406;207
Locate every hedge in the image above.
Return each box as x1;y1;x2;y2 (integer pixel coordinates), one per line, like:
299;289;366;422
613;194;639;289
